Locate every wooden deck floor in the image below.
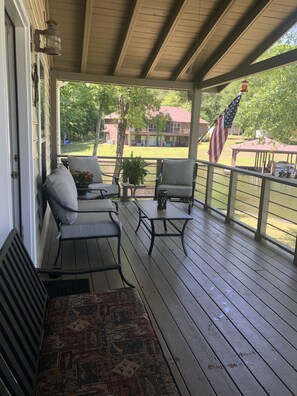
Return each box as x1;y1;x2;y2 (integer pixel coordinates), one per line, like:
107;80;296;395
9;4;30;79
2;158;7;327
42;201;297;396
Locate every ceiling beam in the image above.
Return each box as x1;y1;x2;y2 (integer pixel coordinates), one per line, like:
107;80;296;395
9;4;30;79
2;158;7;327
197;48;297;90
172;0;236;81
238;10;297;71
194;0;272;81
141;0;188;78
113;0;142;76
216;11;297;92
81;0;94;73
56;71;194;91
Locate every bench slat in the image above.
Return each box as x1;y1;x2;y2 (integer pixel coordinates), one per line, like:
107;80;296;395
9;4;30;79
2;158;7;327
0;229;49;396
0;353;27;396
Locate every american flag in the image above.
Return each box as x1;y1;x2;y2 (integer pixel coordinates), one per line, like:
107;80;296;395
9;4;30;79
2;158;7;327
208;93;242;163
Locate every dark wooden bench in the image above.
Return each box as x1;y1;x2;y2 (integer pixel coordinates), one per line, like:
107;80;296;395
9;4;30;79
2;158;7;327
0;229;180;395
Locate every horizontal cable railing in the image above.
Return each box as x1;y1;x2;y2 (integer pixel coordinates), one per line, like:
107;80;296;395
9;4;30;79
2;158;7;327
58;155;297;264
196;159;297;265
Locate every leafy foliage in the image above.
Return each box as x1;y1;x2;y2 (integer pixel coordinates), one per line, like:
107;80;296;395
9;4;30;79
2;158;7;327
120;152;148;185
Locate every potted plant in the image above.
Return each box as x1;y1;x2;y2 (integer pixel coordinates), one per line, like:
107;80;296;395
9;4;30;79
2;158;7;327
71;170;93;196
120;152;148;185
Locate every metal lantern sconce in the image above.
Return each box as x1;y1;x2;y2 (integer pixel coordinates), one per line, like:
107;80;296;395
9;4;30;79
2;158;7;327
34;20;61;56
241;79;248;93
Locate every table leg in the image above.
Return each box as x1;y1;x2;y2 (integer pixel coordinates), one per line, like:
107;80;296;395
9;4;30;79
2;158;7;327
135;207;142;232
163;219;167;232
181;219;189;255
148;220;155;255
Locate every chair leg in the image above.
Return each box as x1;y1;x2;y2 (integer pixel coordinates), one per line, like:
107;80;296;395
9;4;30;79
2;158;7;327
117;235;134;288
188;200;192;214
118;267;135;288
53;238;62;267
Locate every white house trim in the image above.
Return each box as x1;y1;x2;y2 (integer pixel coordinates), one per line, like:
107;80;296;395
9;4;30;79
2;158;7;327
0;0;36;262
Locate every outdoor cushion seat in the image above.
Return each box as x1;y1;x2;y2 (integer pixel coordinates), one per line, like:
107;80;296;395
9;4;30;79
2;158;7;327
157;184;193;197
60;211;121;240
155;158;197;214
67;155;120;199
44;167;131;286
36;288;179;395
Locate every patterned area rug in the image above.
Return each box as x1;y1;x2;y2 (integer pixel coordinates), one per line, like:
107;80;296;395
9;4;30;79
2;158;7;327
37;288;180;395
42;279;90;299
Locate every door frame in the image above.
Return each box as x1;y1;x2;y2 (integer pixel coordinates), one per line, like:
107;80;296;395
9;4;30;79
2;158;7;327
0;0;36;262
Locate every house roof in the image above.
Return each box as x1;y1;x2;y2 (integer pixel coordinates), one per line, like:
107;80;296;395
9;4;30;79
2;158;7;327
48;0;297;91
152;106;207;124
105;106;208;124
231;138;297;153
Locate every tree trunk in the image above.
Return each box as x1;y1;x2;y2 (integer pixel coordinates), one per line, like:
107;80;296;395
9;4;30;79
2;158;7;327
113;94;129;180
113;119;127;179
93;105;102;156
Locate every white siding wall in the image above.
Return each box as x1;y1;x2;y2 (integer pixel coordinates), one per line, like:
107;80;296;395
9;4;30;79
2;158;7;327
0;0;51;265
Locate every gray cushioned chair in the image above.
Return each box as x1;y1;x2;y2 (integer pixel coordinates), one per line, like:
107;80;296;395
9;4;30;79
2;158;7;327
44;165;133;287
154;158;197;214
67;155;120;199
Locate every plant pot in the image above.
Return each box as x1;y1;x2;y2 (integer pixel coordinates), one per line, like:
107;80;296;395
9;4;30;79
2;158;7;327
76;183;89;196
129;177;141;185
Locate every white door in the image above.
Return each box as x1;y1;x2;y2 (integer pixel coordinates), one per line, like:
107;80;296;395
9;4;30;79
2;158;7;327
5;14;22;232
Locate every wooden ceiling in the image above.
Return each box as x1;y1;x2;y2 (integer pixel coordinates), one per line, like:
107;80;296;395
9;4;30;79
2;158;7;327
48;0;297;90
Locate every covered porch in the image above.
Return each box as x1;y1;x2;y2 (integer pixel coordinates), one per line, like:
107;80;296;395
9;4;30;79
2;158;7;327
1;1;297;395
42;200;297;395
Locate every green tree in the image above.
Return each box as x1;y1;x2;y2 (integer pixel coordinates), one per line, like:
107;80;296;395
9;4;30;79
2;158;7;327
201;92;222;125
60;83;98;141
235;43;297;142
113;86;160;178
148;111;171;146
86;84;117;155
60;82;117;153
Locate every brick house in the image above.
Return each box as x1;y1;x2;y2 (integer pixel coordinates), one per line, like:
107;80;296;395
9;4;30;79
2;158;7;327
104;106;208;147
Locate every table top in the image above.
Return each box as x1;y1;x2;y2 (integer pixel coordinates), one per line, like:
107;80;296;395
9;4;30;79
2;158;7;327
135;200;192;221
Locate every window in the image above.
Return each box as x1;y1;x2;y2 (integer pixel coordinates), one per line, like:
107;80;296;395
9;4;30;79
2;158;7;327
172;123;180;132
148;122;156;132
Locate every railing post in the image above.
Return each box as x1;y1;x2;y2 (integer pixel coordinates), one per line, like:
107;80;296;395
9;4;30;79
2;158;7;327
255;178;271;241
294;238;297;266
226;169;238;224
204;164;214;211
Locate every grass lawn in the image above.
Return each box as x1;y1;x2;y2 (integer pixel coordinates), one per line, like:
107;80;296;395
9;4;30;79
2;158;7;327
61;135;293;167
61;135;259;167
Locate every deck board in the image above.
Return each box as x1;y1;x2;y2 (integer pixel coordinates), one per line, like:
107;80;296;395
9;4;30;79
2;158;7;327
42;201;297;395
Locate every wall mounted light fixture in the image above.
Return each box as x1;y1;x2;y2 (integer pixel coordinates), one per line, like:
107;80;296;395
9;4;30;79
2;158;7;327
34;20;61;56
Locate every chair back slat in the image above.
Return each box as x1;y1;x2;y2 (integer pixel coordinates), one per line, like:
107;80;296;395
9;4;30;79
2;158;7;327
0;229;49;396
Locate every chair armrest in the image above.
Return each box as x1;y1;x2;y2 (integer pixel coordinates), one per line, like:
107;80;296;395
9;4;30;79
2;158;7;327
101;172;120;185
155;172;163;183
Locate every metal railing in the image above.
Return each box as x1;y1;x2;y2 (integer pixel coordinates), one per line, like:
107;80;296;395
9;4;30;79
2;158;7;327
58;155;297;264
195;160;297;265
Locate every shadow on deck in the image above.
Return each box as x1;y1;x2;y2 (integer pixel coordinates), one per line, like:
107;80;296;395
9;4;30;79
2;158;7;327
42;201;297;396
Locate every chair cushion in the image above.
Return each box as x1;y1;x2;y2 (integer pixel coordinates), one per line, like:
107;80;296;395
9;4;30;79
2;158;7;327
45;170;78;225
77;198;116;211
37;289;179;395
68;156;103;183
55;164;77;197
162;159;195;186
60;211;121;239
157;184;193;198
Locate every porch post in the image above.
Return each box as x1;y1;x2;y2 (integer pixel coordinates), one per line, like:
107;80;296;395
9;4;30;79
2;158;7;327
188;85;202;159
50;70;58;170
